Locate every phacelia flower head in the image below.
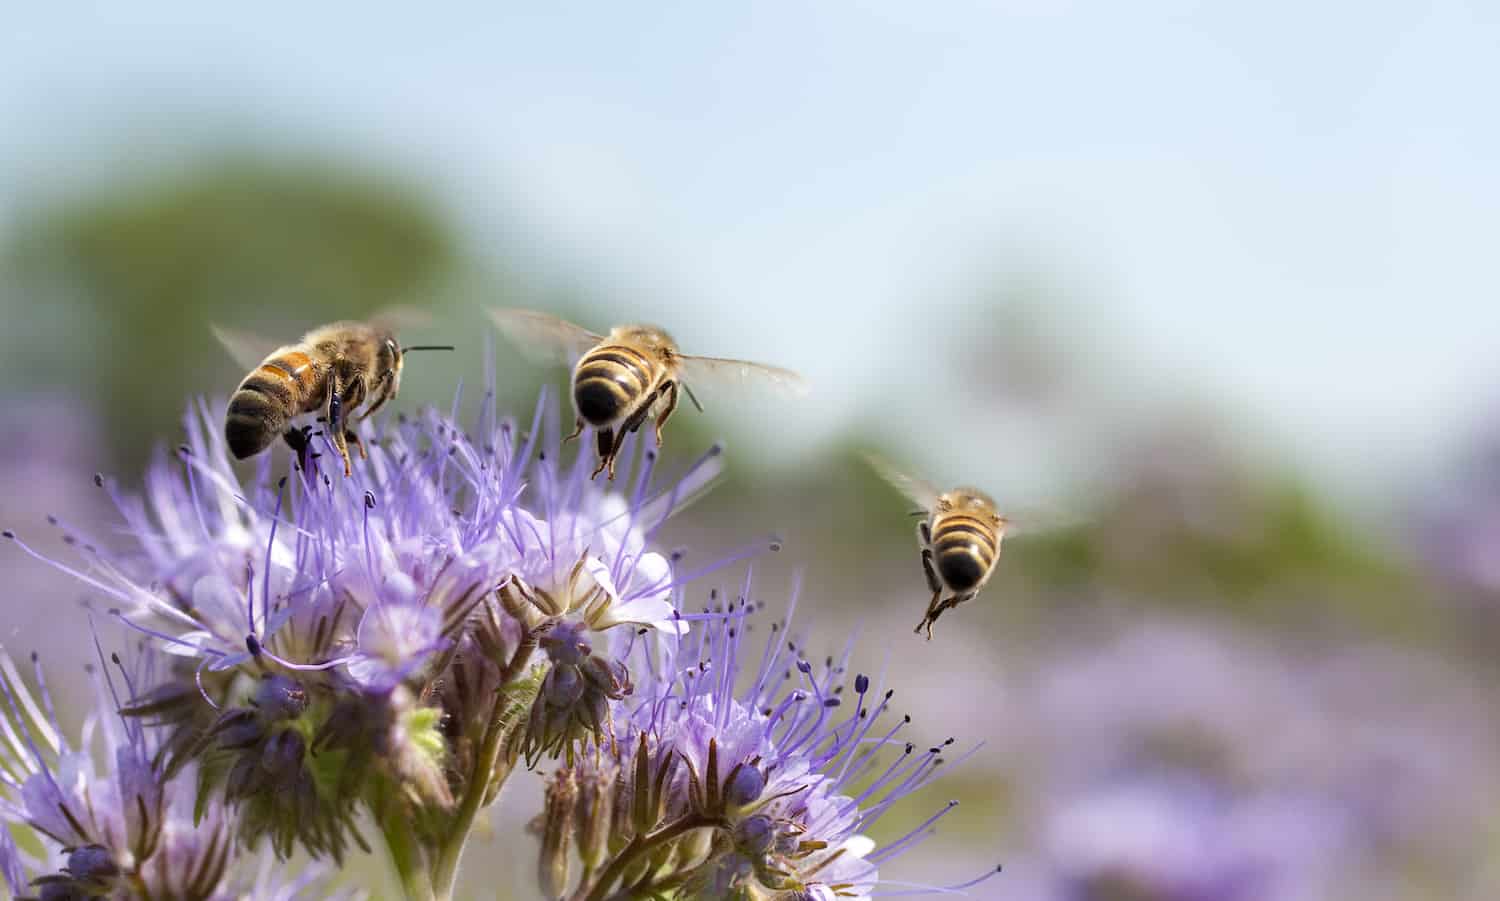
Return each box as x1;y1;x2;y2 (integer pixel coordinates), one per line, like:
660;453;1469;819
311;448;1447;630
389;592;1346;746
536;585;1004;900
0;643;355;900
3;387;730;864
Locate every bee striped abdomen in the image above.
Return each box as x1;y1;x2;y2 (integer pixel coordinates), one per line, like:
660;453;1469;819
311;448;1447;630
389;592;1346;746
224;351;315;459
931;514;997;591
573;344;655;426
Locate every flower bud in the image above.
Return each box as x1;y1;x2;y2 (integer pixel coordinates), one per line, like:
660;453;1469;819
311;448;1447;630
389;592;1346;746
538;770;578;900
723;764;766;809
261;728;307;785
253;674;308;721
64;844;119;887
733;815;777;857
573;759;619;872
544;665;586;709
37;881;91;901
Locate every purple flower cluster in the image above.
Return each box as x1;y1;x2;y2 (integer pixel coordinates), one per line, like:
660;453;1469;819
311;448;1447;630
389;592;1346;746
0;644;353;900
1001;617;1500;901
4;386;994;900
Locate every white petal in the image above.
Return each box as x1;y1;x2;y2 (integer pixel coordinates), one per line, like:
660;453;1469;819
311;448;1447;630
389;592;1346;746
842;835;877;859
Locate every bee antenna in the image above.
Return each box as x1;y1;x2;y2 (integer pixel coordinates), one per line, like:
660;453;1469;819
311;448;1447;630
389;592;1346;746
683;382;705;413
908;510;928;518
401;345;456;353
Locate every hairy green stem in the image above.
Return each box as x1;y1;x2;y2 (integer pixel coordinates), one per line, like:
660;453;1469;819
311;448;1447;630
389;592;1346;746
430;633;541;900
380;805;437;901
574;815;723;901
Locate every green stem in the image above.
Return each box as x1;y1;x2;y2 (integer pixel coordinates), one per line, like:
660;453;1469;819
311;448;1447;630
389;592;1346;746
380;805;437;901
430;635;540;900
573;815;722;901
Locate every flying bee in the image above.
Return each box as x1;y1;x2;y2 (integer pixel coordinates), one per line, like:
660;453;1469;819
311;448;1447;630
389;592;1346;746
488;308;807;480
866;454;1065;640
214;312;452;476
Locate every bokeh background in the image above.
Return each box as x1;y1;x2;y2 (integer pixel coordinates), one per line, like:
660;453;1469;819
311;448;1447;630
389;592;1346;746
4;4;1500;899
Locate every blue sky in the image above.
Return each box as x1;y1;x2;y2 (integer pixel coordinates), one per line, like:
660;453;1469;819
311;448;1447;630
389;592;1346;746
2;2;1496;504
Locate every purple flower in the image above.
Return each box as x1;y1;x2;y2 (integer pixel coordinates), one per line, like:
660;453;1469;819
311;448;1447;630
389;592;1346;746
0;644;353;900
4;391;719;689
1010;617;1500;900
541;591;1003;900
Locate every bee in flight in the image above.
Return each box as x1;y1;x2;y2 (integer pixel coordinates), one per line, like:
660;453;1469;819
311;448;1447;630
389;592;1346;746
214;312;452;476
866;454;1053;640
488;309;807;480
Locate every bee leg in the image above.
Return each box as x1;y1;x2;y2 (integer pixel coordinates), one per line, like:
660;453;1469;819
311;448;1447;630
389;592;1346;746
564;419;585;444
917;520;932;546
920;548;941;594
653;381;680;446
591;428;615;480
327;382;353;478
344;430;368;460
358;371;394;422
282;426;310;457
916;553;944;640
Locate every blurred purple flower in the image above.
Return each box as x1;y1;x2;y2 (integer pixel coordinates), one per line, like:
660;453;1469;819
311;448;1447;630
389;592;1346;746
1010;617;1500;900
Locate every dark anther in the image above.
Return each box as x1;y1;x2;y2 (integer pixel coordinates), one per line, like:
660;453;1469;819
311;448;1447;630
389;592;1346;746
364;491;376;509
177;444;192;456
855;674;869;694
110;653;121;665
93;473;104;487
796;660;812;674
823;698;841;708
246;635;263;658
1;530;13;539
886;690;896;701
769;541;782;552
904;743;915;755
902;714;911;723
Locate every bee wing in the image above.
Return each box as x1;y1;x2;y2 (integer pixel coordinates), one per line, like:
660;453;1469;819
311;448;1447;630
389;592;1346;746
487;308;604;366
997;507;1086;537
862;452;943;511
211;324;282;371
368;305;436;333
675;355;810;398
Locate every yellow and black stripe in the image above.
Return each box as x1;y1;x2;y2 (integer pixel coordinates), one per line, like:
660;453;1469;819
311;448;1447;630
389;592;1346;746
225;351;317;459
572;343;657;427
931;513;998;591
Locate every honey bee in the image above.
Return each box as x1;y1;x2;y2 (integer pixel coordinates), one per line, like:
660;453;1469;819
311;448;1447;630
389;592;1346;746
214;312;451;476
488;309;807;480
866;454;1041;640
